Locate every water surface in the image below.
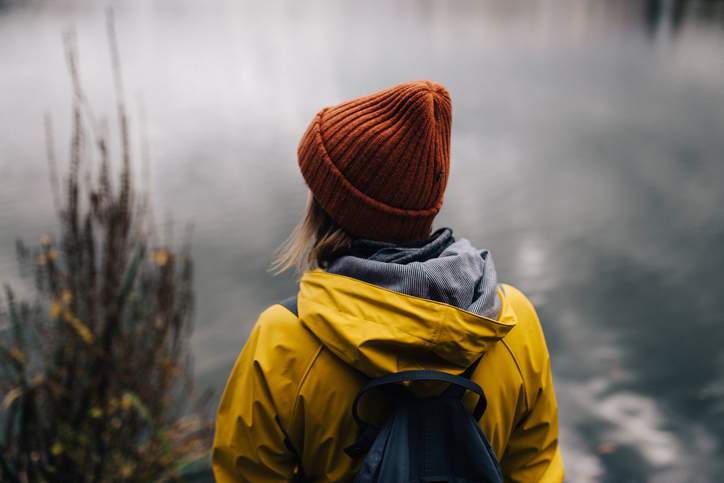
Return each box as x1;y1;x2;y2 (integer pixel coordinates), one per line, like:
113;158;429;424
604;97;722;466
2;1;724;481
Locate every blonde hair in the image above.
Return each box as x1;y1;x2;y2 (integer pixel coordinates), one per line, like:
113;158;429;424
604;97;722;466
271;195;353;274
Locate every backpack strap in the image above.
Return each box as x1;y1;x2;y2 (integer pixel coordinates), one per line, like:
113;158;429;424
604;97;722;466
279;295;298;317
443;355;483;400
461;355;483;379
351;370;488;424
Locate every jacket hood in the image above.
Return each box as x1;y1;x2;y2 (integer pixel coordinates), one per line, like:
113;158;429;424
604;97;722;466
297;270;517;377
326;228;502;320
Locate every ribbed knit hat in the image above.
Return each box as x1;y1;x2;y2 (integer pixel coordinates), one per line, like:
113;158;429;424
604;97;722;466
297;80;452;242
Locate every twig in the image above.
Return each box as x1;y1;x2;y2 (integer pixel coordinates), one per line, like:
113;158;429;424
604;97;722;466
44;113;62;214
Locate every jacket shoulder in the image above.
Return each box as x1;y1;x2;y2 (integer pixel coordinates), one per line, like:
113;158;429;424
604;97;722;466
249;303;324;419
499;284;553;411
254;301;318;344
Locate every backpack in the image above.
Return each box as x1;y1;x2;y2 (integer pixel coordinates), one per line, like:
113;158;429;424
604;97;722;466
280;295;504;483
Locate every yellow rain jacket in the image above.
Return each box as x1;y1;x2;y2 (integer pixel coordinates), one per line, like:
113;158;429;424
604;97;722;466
213;269;563;482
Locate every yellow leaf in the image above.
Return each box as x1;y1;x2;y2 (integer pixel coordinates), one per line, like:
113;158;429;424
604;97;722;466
50;441;63;456
153;249;169;267
121;393;132;411
47;248;59;261
9;347;26;365
40;234;52;245
50;301;62;319
65;316;95;344
120;463;135;478
89;407;103;418
1;387;23;411
61;290;72;304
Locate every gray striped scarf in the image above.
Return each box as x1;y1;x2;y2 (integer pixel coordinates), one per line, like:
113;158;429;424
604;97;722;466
326;228;501;319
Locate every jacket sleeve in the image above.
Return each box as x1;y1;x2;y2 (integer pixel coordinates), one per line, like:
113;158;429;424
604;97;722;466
499;285;564;483
212;321;299;483
501;359;564;483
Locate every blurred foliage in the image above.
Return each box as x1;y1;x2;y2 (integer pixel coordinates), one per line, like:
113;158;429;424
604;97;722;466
0;12;211;483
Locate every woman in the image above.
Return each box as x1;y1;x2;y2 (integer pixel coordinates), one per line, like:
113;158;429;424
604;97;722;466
212;80;564;482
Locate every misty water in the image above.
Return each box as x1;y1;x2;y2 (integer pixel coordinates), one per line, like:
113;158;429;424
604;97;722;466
2;1;724;481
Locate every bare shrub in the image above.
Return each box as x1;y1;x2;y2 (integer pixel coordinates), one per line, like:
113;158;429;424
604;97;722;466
0;11;211;483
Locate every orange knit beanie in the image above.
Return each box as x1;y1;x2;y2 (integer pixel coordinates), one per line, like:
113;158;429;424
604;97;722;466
297;80;452;242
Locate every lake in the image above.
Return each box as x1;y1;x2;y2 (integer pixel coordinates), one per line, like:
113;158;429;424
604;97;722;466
1;0;724;481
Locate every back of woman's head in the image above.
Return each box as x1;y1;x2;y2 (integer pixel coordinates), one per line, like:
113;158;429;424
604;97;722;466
273;80;452;273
